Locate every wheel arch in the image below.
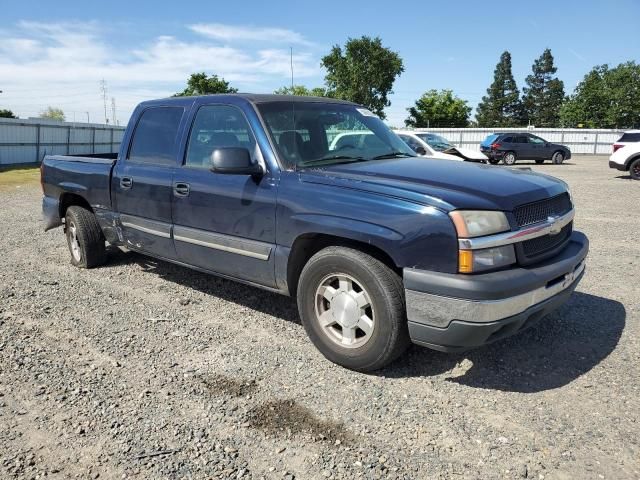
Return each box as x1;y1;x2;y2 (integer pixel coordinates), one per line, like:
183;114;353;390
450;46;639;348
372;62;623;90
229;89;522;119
59;192;93;219
625;154;640;170
286;233;400;297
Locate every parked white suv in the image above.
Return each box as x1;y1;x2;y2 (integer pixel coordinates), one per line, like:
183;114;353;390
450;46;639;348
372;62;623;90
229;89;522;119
612;130;640;153
609;141;640;180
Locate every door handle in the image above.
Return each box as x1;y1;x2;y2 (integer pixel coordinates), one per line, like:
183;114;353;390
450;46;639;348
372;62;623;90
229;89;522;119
173;182;190;197
120;177;133;189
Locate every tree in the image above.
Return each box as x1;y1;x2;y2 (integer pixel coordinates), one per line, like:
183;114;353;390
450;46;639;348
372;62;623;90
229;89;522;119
274;85;328;96
321;36;404;119
522;49;565;127
174;72;238;96
476;51;525;127
560;62;640;128
405;90;471;127
39;107;65;121
0;109;16;118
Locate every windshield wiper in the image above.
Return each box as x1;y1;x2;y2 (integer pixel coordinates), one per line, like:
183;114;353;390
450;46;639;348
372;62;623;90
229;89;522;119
370;151;412;160
298;155;367;167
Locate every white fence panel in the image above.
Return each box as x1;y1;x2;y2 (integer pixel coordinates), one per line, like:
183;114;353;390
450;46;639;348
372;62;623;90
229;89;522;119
0;118;125;166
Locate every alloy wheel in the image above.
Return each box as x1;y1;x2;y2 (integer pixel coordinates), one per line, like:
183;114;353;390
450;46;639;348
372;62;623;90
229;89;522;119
314;273;375;348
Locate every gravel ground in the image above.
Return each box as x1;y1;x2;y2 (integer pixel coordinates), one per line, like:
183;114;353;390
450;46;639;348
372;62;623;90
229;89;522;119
0;155;638;479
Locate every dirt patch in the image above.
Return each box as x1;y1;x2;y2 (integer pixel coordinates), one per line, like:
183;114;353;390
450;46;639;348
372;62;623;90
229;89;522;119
201;373;258;398
247;399;355;446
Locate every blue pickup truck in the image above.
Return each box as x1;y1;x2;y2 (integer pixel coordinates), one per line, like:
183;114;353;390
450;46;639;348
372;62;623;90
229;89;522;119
41;94;588;371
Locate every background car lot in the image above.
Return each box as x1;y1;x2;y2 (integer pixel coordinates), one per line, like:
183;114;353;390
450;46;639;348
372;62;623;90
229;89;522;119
0;156;638;479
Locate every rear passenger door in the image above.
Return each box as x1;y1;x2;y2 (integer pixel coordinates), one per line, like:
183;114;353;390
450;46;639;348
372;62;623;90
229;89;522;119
171;104;277;287
113;106;185;259
512;135;532;159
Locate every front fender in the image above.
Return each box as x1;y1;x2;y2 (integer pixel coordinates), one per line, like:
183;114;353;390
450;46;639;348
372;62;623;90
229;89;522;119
276;172;460;276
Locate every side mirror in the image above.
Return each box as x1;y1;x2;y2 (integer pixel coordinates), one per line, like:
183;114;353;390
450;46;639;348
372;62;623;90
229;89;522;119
211;147;263;176
415;145;427;156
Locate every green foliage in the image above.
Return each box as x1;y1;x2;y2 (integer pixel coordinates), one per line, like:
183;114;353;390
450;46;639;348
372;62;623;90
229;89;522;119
39;107;65;121
174;72;238;97
405;89;471;127
522;49;565;127
560;62;640;128
273;85;328;97
0;109;16;119
476;51;525;127
321;36;404;119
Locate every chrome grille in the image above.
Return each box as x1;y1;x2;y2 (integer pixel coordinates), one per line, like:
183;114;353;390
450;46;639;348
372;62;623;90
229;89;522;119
519;222;573;262
513;193;572;227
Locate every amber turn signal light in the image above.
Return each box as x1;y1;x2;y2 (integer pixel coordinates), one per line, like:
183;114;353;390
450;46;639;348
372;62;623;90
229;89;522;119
458;250;473;273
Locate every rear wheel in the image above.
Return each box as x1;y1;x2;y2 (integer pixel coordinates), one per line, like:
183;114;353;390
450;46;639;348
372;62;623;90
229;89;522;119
552;151;565;164
502;152;516;165
630;158;640;180
65;206;107;268
297;246;409;372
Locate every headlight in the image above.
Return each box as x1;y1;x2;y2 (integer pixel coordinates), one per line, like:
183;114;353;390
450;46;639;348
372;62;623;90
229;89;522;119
459;245;516;273
449;210;510;238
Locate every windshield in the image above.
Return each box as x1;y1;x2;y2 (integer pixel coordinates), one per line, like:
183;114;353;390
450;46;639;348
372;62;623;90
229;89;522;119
256;101;416;168
415;133;454;152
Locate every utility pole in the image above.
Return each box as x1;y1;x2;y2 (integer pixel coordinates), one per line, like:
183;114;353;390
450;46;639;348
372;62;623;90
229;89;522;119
100;79;108;124
86;112;90;123
290;47;294;90
111;97;117;126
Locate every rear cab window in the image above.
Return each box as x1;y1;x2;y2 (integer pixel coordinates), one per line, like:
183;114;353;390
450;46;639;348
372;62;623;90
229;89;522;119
128;107;184;165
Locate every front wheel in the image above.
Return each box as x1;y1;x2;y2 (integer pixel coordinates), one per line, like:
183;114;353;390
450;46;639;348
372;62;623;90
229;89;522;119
297;247;409;372
502;152;516;165
65;206;107;268
552;151;565;164
630;158;640;180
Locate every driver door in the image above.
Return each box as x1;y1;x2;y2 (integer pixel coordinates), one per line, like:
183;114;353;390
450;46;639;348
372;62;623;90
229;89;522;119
171;104;277;287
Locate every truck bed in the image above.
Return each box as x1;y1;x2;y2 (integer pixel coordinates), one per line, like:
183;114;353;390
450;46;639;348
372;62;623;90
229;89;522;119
41;153;118;231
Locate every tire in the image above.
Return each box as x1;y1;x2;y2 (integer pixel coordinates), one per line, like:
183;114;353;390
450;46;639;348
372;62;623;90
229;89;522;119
630;158;640;180
297;246;410;372
535;159;545;164
488;158;501;165
552;151;565;164
64;206;107;268
502;151;516;165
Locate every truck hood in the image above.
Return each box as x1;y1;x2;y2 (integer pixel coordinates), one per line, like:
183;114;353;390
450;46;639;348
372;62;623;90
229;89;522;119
299;157;567;212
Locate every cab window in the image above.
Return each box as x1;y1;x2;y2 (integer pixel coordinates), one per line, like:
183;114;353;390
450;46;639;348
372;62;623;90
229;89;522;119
184;105;256;169
128;107;184;165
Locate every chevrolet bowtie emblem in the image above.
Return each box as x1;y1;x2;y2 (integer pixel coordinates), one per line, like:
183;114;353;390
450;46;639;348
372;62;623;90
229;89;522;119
548;216;561;236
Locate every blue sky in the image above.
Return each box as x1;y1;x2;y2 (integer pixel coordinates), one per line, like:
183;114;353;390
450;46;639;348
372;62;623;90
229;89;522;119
1;0;639;126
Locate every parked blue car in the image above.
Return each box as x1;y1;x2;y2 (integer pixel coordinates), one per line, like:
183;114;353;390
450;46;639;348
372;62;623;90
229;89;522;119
41;94;588;371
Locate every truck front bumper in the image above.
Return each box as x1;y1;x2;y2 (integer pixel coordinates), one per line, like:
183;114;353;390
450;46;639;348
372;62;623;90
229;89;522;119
404;231;588;352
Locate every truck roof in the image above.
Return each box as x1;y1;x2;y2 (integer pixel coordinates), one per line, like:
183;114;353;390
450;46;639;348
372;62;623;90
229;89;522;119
141;93;357;107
